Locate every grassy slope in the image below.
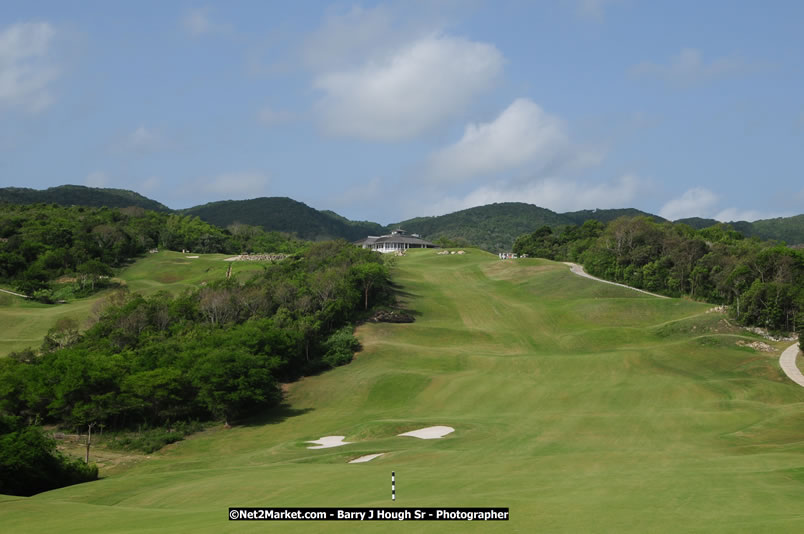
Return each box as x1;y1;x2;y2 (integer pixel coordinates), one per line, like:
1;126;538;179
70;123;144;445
0;252;265;357
2;250;804;532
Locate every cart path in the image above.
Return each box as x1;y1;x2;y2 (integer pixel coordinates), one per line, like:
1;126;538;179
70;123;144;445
0;287;29;299
563;262;670;299
779;342;804;388
563;262;803;388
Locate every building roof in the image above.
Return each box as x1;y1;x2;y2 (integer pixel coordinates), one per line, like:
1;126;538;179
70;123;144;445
354;230;435;247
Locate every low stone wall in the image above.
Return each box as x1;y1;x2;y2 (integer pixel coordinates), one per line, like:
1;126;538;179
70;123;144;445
225;254;288;262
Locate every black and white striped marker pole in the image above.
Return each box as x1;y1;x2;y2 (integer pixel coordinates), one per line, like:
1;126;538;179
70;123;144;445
392;471;395;501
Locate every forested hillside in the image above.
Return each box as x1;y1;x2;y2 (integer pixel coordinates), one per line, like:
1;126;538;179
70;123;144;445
749;214;804;245
0;204;301;300
0;185;170;212
182;197;386;241
514;218;804;336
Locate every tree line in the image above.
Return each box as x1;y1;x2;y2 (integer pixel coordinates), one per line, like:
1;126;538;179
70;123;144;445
513;217;804;340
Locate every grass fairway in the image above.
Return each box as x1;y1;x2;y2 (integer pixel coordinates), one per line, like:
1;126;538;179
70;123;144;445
2;249;803;532
0;252;265;357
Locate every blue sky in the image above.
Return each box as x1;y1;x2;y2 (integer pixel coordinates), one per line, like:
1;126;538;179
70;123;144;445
1;1;802;224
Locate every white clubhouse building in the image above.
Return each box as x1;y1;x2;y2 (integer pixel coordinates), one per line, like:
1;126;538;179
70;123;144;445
355;229;437;253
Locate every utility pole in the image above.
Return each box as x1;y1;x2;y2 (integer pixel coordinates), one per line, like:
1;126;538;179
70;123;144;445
85;422;95;464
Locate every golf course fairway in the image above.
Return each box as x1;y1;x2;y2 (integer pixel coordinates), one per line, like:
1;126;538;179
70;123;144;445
2;249;803;532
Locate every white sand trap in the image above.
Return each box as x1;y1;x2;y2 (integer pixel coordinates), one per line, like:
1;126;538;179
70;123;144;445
223;256;242;262
398;426;454;440
349;453;384;464
307;436;352;449
186;255;199;258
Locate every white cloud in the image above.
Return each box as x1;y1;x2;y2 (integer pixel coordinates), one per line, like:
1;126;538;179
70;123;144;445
200;171;270;198
422;174;645;216
660;187;788;222
301;3;463;72
303;5;398;71
314;34;503;141
426;98;590;183
0;21;59;112
85;171;108;187
659;187;719;220
141;176;160;193
631;48;755;87
124;125;163;152
182;8;230;36
257;106;294;126
713;208;786;223
574;0;622;21
329;177;383;208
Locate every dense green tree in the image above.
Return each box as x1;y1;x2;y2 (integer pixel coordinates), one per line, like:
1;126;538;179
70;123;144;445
0;414;98;496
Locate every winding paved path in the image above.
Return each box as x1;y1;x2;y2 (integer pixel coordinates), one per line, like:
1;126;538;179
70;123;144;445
779;343;804;387
563;262;669;299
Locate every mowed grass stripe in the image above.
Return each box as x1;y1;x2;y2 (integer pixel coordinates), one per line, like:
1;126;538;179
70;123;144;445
2;248;803;533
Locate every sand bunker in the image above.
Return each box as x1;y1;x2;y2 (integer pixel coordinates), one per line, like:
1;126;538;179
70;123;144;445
349;453;384;464
398;426;454;439
307;436;352;449
186;255;199;259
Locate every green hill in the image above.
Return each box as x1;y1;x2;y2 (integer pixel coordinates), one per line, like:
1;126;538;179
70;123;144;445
748;214;804;245
674;216;804;245
563;208;665;225
2;250;802;532
0;185;170;212
674;217;721;229
392;202;569;252
182;197;386;241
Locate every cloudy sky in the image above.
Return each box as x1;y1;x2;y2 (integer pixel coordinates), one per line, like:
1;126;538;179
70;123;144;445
2;1;803;224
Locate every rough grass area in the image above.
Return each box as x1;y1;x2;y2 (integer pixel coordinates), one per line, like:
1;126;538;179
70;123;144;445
3;249;803;533
0;251;266;357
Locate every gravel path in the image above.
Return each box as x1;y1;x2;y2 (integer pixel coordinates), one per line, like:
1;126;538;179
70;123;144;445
779;343;804;388
563;262;669;299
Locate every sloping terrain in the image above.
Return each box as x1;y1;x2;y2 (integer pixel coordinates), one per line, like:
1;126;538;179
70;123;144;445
3;249;803;532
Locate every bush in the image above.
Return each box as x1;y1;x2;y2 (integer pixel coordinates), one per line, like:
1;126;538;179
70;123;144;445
106;421;205;454
0;416;98;496
321;326;360;368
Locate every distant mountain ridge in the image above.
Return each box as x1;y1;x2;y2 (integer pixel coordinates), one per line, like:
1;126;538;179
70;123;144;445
0;185;171;212
181;197;386;242
2;185;803;251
